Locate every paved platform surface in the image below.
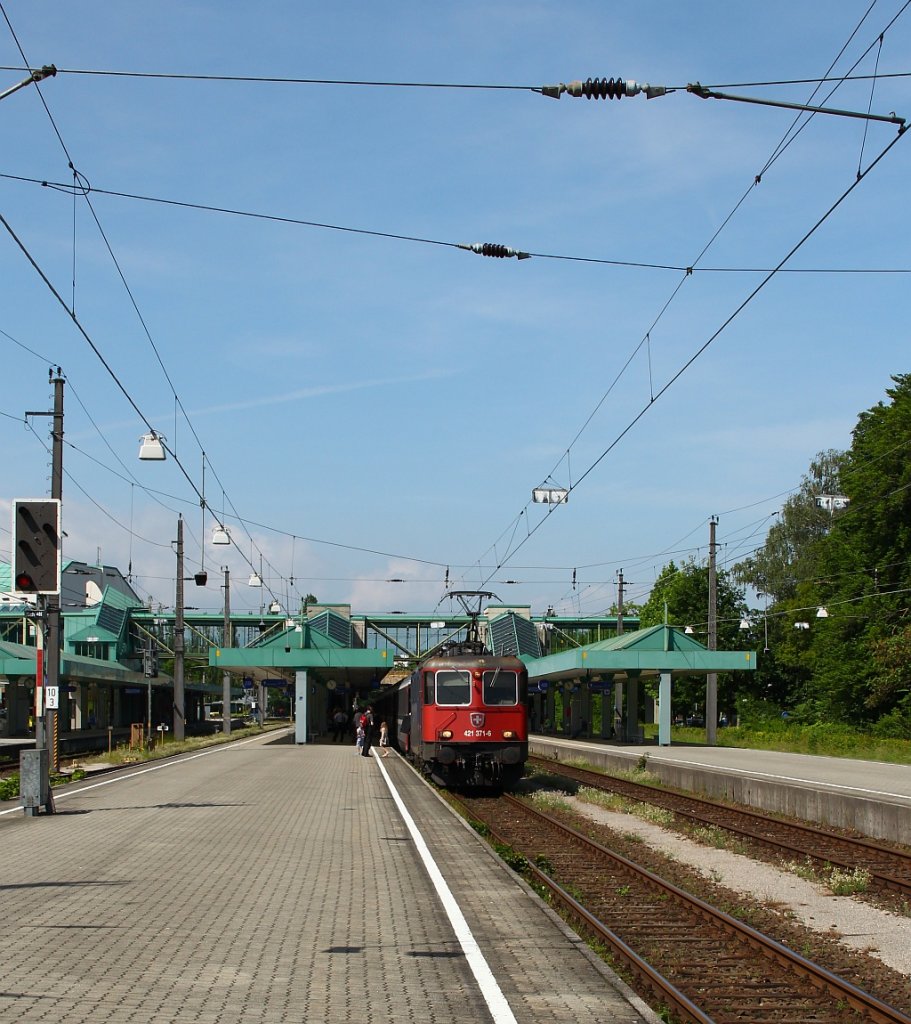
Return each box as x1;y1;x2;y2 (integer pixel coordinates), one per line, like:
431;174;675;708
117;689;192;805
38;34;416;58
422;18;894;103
530;735;911;844
531;735;911;805
0;731;656;1024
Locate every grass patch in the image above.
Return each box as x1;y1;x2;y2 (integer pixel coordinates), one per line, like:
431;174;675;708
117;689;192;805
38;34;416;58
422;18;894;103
783;857;821;882
827;866;871;896
663;720;911;765
576;785;631;813
609;766;663;787
690;824;734;849
529;789;573;812
85;722;278;767
782;858;869;893
575;785;675;826
493;841;528;873
0;774;19;801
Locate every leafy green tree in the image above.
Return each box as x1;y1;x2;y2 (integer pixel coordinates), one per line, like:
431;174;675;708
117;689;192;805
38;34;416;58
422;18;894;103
808;374;911;723
735;449;846;604
736;375;911;732
639;559;748;717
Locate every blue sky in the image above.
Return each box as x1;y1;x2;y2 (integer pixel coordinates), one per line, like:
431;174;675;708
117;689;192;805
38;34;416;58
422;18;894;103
1;1;908;620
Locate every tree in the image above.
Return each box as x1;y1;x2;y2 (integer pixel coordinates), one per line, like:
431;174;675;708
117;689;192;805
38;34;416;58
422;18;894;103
735;376;911;730
639;559;748;716
735;449;846;604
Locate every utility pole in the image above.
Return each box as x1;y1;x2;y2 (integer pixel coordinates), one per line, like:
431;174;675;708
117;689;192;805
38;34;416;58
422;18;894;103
616;569;625;636
173;517;186;741
46;371;63;771
222;567;231;736
612;569;625;739
706;516;718;746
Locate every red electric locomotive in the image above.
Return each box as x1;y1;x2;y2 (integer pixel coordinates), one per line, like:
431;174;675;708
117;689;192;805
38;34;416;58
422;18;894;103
394;637;528;789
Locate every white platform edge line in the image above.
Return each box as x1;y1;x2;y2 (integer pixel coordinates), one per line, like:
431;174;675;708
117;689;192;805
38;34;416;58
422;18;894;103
375;752;518;1024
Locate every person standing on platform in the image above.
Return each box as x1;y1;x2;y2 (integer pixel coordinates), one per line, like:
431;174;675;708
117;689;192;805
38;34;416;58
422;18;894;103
378;720;390;757
360;706;376;757
332;708;347;742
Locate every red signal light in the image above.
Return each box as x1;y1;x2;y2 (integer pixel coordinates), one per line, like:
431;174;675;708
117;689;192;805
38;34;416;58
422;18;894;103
15;572;37;592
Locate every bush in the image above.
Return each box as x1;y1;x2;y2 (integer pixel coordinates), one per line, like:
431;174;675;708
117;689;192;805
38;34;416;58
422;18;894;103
0;774;19;801
869;708;911;740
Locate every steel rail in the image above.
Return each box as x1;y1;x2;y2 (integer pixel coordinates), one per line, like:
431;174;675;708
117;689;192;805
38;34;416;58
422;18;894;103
529;754;911;898
463;791;911;1024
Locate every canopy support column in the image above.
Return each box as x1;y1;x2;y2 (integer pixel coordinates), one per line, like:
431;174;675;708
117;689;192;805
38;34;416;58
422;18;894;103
658;671;672;746
295;670;309;744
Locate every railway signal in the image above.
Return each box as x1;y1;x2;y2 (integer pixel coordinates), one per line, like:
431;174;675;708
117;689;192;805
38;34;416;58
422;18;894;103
11;498;61;595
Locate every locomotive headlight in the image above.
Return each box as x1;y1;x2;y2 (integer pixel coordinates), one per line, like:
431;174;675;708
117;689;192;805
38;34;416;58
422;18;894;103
440;730;453;739
502;730;516;739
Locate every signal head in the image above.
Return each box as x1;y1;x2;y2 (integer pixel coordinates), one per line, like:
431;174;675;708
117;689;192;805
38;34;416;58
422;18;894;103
14;571;37;592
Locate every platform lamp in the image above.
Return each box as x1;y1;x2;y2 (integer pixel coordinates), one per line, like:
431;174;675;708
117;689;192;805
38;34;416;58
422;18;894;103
138;431;166;461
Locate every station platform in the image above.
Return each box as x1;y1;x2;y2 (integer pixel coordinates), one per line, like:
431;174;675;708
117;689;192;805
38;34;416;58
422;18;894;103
0;730;658;1024
530;734;911;845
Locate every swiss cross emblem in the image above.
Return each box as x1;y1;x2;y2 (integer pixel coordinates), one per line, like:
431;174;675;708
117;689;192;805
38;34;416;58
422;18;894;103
470;712;485;728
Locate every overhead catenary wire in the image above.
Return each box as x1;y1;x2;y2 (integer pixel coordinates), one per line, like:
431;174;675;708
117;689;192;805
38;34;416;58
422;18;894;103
464;122;909;597
455;4;910;596
3;8;904;614
3;173;910;276
1;62;910;93
0;6;308;608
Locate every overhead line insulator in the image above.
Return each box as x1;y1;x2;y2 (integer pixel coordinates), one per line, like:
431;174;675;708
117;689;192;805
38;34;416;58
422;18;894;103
539;78;666;100
571;77;629;100
459;242;531;260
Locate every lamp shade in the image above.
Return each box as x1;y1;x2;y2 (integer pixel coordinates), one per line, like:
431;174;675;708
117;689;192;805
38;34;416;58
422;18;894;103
269;601;281;614
816;606;829;618
212;525;231;545
247;573;262;587
138;432;166;461
532;486;568;504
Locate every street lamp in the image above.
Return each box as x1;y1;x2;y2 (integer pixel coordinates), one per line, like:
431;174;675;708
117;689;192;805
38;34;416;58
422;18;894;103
138;431;166;461
532;486;569;504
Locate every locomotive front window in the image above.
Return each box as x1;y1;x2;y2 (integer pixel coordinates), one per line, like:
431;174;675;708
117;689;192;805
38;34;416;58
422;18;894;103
435;670;471;706
483;670;518;706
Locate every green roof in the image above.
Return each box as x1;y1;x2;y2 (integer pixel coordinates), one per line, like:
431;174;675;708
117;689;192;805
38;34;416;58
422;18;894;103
525;625;756;681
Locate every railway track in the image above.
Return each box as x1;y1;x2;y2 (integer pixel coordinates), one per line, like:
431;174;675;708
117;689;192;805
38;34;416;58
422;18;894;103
459;792;911;1024
529;754;911;902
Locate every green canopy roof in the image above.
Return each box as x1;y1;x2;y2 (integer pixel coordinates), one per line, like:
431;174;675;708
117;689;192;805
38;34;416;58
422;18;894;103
525;624;756;682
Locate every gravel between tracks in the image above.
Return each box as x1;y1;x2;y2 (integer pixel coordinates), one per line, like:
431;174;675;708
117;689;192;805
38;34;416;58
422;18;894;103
562;793;911;976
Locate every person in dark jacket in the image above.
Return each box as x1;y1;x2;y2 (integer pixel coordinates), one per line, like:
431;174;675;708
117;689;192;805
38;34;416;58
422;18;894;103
360;706;376;757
